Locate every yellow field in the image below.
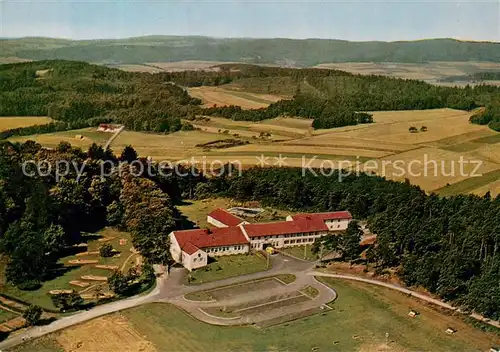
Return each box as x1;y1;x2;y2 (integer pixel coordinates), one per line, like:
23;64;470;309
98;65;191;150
0;116;52;131
188;86;283;109
114;64;163;73
145;61;229;72
194;116;311;139
220;143;389;158
0;57;32;64
9;107;500;196
56;315;156;352
321;109;481;145
375;147;500;191
11;128;241;161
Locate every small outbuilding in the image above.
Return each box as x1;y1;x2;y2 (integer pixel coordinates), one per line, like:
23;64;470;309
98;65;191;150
445;327;457;335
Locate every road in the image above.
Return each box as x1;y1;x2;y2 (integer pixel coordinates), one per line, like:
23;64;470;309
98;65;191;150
1;255;499;350
310;271;500;329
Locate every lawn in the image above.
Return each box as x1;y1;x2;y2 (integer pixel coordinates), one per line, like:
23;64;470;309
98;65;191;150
0;308;18;323
282;245;317;261
0;228;135;310
300;285;319;298
177;197;292;228
187;254;269;285
12;278;500;352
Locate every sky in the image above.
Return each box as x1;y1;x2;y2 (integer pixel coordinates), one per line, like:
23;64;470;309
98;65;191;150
1;0;499;42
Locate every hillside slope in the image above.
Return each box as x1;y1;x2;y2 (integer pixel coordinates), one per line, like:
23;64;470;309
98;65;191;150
2;36;500;66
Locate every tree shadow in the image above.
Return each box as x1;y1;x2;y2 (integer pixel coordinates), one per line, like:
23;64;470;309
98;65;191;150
37;316;57;326
44;263;81;282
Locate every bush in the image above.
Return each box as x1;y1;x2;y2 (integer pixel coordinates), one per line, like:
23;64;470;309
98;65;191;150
409;126;418;133
23;305;43;326
99;243;114;258
50;291;83;312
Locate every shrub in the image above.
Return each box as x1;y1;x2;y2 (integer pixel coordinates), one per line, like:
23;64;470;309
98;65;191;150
99;243;114;258
409;126;418;133
23;305;43;326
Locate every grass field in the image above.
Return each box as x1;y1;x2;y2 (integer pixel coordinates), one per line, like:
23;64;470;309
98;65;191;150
435;169;500;197
187;254;269;285
0;116;52;132
13;279;500;352
188;86;283;109
0;309;18;324
282;245;317;261
0;228;136;310
10;107;500;196
178;198;292;228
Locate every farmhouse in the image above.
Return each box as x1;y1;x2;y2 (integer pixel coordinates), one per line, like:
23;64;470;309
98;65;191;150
170;209;352;270
97;123;122;133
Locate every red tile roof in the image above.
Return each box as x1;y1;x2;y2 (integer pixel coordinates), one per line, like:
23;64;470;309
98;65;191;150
242;217;328;238
172;227;249;255
292;211;352;222
207;208;244;227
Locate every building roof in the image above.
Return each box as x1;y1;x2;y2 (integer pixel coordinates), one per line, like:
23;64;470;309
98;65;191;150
242;217;328;238
172;227;249;255
207;208;245;227
291;211;352;222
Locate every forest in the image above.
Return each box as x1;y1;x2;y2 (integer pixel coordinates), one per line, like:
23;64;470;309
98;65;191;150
0;60;201;137
3;60;500;134
4;37;500;66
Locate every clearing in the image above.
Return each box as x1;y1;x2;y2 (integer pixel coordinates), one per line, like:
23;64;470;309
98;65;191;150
0;116;52;132
13;279;500;352
188;86;283;109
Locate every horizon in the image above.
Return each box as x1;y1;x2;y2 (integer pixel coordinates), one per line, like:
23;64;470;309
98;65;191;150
1;0;499;42
1;35;499;44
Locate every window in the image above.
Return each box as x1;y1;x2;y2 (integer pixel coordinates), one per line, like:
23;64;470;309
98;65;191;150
285;240;290;244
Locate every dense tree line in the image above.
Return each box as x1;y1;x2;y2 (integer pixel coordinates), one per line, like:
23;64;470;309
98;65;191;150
470;104;500;132
6;37;500;66
193;166;500;321
0;61;201;138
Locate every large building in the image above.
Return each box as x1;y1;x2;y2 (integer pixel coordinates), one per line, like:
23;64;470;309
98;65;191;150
169;208;352;271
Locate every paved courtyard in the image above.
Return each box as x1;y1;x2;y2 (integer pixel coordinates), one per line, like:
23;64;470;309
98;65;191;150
161;254;337;327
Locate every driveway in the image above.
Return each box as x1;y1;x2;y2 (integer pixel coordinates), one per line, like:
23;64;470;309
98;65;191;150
1;255;499;350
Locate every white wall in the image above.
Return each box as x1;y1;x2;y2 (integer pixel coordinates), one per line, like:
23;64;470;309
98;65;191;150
325;219;350;231
249;231;329;250
205;244;249;257
185;250;208;271
169;232;182;262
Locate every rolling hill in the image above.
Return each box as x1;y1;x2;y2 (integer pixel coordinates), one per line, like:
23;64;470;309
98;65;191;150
2;36;500;66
